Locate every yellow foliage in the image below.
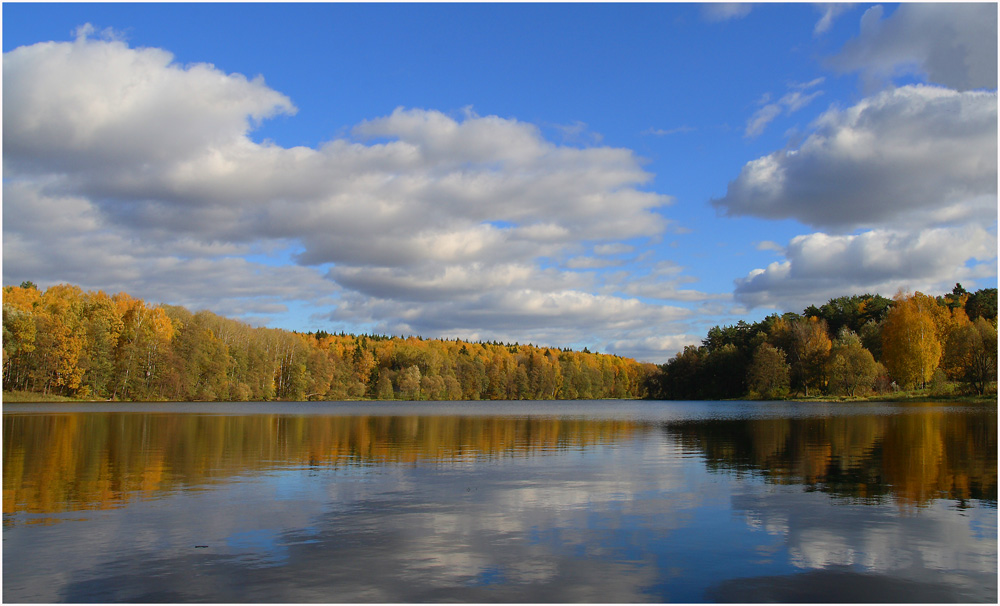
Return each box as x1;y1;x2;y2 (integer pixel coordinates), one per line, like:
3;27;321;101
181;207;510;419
3;285;41;312
881;292;943;389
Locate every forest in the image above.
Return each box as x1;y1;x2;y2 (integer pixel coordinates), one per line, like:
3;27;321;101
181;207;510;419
2;282;996;403
1;282;654;402
646;286;998;400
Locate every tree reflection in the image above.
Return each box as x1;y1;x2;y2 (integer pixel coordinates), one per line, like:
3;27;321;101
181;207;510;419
5;405;995;523
663;405;997;508
3;413;644;520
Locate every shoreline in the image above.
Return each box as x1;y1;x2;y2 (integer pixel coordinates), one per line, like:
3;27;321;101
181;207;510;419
4;389;995;405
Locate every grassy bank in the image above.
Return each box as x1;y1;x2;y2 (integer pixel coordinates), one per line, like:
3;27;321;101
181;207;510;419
786;388;997;405
3;390;90;403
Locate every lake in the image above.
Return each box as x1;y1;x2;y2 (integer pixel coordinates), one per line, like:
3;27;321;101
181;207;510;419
3;400;996;602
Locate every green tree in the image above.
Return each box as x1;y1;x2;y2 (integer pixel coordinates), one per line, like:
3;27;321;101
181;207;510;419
650;345;705;400
78;291;124;398
398;364;422;399
704;343;746;399
375;373;395;399
788;317;832;397
747;343;790;400
965;288;998;322
816;294;892;336
944;316;998;394
827;329;878;397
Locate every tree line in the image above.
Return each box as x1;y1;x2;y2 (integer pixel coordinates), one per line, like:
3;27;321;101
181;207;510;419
646;286;998;400
2;282;655;401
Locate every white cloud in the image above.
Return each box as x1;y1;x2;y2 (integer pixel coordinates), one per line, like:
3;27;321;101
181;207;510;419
791;77;825;90
734;226;998;310
3;31;295;175
831;3;998;91
565;256;624;270
594;243;635;256
2;33;699;358
754;241;784;254
722;6;998;313
745;89;824;137
620;278;729;305
702;3;753;23
719;85;997;231
813;4;852;36
745;104;784;138
642;126;696;137
606;334;706;365
2;181;340;317
330;288;692;358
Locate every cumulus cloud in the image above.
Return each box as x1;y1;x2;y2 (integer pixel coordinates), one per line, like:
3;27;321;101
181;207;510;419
724;4;997;315
2;32;691;362
330;288;692;354
830;3;998;91
734;226;998;310
618;261;730;305
723;69;996;311
718;85;997;231
1;182;340;317
3;35;295;175
594;243;635;256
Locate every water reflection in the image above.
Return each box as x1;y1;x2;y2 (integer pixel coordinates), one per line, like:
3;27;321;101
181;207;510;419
664;405;997;507
5;404;994;520
2;402;996;602
3;412;646;520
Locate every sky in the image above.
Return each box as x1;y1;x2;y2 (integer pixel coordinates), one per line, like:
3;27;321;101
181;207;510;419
3;2;997;363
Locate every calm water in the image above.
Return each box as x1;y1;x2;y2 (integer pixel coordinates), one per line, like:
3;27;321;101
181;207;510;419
3;400;996;603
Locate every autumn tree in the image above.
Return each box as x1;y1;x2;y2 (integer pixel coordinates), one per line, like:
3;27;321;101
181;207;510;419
33;284;87;395
881;292;943;389
78;291;125;398
2;282;664;402
167;312;231;401
2;303;37;391
351;342;377;396
112;294;175;400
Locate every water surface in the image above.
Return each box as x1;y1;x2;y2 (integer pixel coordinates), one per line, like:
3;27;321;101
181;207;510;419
3;400;996;602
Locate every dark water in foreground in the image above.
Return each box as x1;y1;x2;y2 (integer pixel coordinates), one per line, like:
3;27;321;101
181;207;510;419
3;400;996;603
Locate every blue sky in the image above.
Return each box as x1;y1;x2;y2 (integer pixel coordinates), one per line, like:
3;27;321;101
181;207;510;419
3;3;997;362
